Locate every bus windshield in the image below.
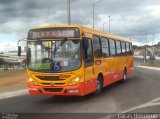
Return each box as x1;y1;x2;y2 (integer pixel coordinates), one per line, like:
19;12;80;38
27;40;81;73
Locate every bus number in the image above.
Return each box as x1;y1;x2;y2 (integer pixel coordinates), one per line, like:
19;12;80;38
60;74;71;79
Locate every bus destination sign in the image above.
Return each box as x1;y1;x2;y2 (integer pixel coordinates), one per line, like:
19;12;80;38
28;28;80;39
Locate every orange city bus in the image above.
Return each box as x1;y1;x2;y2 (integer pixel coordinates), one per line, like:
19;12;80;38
19;25;134;96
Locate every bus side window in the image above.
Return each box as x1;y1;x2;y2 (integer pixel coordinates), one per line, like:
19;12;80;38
83;38;94;67
126;42;130;55
116;40;122;56
130;43;133;55
121;41;126;56
109;39;116;56
101;37;109;57
93;36;102;58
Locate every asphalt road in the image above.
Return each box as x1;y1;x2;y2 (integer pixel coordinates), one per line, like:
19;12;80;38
0;58;160;119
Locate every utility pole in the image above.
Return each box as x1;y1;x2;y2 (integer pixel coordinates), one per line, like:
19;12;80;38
67;0;71;25
92;0;103;29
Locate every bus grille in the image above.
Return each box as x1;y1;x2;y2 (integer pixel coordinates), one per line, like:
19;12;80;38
36;76;64;81
41;83;65;86
44;88;62;92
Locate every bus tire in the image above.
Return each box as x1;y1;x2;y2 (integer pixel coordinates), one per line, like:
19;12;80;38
122;68;127;82
94;75;103;95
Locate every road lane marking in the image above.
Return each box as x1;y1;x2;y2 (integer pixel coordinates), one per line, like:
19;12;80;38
149;97;160;103
120;96;160;113
137;65;160;70
0;89;28;100
107;96;160;119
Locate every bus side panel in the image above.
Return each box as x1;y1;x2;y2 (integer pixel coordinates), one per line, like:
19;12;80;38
114;56;126;82
84;66;97;95
127;56;134;76
84;78;96;95
103;58;116;87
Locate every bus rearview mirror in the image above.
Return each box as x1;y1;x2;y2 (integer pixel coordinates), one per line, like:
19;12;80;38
18;46;21;56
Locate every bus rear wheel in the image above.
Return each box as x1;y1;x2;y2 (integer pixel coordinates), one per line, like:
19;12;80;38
122;69;127;82
94;76;103;95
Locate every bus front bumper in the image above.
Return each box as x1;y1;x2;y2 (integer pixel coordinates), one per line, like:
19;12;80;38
27;83;85;96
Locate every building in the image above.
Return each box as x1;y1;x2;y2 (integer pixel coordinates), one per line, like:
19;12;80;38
0;51;26;69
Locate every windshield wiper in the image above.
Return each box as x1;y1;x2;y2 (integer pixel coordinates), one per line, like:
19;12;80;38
53;38;67;57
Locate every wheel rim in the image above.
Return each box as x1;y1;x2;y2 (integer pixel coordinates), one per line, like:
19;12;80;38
96;80;101;91
124;71;126;81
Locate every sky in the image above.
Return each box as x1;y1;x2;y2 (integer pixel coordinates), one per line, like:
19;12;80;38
0;0;160;52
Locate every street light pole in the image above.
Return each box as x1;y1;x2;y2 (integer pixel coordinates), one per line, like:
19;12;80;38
67;0;71;25
138;26;147;63
92;0;103;29
152;28;155;57
109;15;111;33
93;4;95;29
145;32;148;63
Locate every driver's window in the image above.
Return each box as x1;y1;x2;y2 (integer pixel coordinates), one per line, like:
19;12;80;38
84;39;94;67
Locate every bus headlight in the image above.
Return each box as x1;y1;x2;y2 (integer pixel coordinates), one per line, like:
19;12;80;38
28;77;38;85
68;77;80;86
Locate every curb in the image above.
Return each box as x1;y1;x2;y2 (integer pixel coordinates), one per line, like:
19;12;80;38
137;65;160;71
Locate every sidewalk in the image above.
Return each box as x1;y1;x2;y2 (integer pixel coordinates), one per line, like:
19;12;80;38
0;79;27;93
0;70;28;99
134;55;160;61
134;55;160;70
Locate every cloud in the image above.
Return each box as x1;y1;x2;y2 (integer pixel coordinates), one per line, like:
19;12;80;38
0;41;17;52
0;0;160;51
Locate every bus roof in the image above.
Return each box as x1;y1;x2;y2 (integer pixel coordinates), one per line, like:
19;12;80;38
30;24;131;43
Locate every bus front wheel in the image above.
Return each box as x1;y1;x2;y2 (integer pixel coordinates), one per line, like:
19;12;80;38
94;76;103;95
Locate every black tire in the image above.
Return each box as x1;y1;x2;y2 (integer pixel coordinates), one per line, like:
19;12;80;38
122;69;127;82
94;76;103;95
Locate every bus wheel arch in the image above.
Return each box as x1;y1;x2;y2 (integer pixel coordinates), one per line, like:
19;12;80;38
94;73;103;95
